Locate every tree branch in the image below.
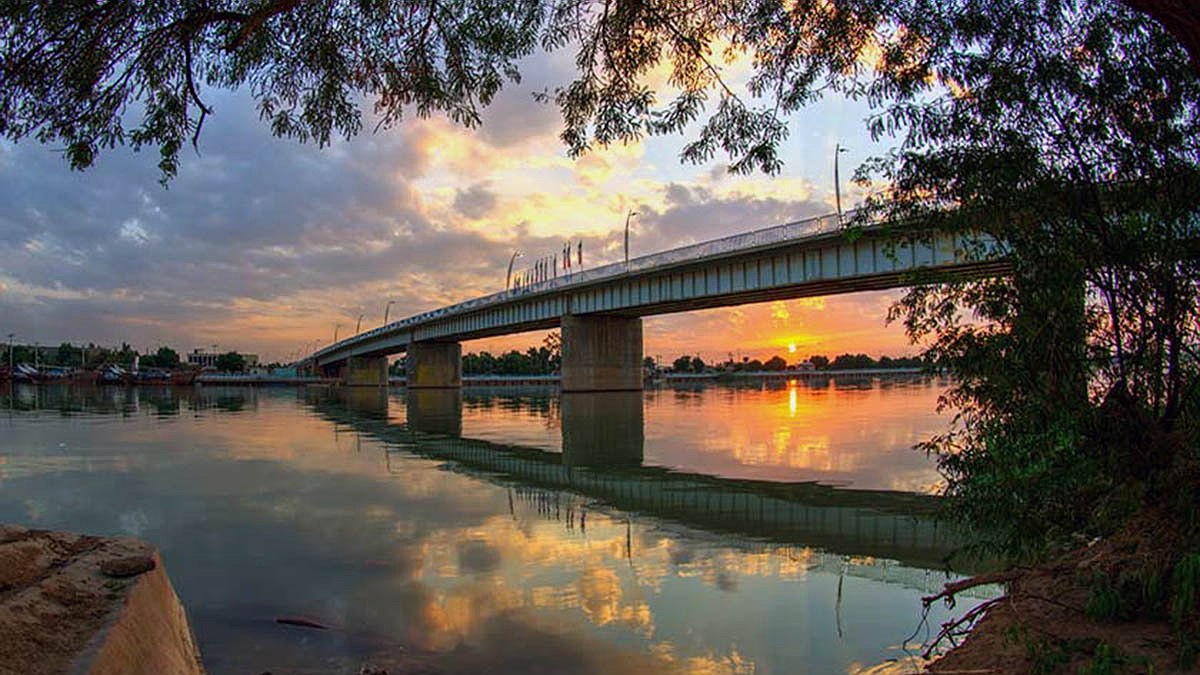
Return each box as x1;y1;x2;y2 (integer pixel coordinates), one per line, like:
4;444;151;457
226;0;304;51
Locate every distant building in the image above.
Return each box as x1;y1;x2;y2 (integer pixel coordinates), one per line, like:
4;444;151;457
187;348;258;369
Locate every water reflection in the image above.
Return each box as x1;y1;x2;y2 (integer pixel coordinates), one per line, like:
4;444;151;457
560;391;644;468
0;382;993;675
405;388;462;436
317;390;966;572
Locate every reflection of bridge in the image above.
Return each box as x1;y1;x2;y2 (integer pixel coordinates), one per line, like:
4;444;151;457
310;388;978;573
297;214;1004;390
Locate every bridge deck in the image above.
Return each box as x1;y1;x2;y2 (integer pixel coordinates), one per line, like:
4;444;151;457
303;213;1004;368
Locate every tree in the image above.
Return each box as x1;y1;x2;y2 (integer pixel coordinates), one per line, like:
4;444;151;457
643;356;656;371
0;0;544;181
831;353;875;370
4;2;1195;182
215;351;245;372
115;342;138;366
54;342;80;366
543;331;562;372
763;355;787;371
142;346;180;369
672;355;692;373
808;355;830;370
690;356;705;373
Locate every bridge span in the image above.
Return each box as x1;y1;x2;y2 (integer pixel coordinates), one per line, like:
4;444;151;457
298;213;1005;389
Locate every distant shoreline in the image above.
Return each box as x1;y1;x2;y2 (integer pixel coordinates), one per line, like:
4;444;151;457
4;368;933;388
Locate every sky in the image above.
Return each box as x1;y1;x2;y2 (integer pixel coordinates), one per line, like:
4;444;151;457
0;47;919;365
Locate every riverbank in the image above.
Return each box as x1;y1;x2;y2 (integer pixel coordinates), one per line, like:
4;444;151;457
926;513;1193;673
0;525;204;675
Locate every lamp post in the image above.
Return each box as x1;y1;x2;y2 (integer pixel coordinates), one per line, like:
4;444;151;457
6;333;12;373
624;210;638;265
506;251;521;290
383;300;396;325
333;324;342;342
834;143;848;227
355;313;364;335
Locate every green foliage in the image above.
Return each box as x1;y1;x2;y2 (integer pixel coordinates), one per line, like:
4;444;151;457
830;353;875;370
763;355;787;371
54;342;81;366
672;355;693;372
0;0;544;181
214;351;245;372
140;346;181;369
6;1;1192;184
462;346;558;375
808;355;830;370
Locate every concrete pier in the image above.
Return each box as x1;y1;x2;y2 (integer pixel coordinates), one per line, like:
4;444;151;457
560;314;643;392
343;355;388;387
406;342;462;389
0;525;205;675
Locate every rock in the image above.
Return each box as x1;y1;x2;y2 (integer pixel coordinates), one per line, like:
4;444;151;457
275;616;330;630
100;554;157;578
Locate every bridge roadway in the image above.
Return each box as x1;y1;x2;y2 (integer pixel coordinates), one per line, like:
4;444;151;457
298;213;1006;389
311;388;982;574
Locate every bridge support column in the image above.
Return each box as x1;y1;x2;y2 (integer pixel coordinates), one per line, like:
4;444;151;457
561;314;643;392
406;342;462;389
344;355;388;387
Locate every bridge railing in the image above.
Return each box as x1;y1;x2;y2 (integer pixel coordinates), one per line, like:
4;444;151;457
312;211;849;361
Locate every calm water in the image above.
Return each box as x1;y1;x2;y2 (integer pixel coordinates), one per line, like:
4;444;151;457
0;378;990;674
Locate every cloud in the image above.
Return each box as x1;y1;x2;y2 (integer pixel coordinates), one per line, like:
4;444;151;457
0;54;905;361
453;183;499;219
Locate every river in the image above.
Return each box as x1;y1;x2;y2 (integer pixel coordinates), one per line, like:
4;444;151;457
0;377;992;674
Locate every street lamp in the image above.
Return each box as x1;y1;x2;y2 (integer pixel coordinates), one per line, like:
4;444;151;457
506;251;521;290
333;324;342;342
6;333;12;373
383;300;397;325
834;143;848;227
624;211;638;265
355;313;364;335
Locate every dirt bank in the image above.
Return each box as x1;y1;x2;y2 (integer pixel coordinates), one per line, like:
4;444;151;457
0;524;205;675
926;524;1194;674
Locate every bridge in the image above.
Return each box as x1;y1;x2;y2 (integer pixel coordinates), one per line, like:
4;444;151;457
297;213;1006;389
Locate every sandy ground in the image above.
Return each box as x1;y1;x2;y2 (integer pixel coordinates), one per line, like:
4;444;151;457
0;524;204;675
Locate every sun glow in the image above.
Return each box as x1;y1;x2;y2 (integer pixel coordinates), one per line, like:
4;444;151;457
787;343;797;353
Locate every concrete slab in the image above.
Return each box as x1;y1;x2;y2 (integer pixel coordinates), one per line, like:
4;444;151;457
0;525;204;675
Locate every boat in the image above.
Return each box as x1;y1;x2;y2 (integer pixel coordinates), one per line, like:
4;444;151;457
171;370;198;385
69;369;99;384
98;364;133;384
13;363;40;382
